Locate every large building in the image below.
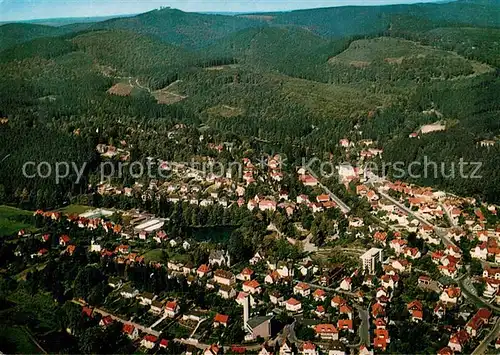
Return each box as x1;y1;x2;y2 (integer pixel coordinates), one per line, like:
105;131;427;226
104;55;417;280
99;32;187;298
360;248;383;274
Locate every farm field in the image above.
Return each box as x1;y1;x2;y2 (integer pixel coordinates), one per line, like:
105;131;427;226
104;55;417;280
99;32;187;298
0;205;36;237
56;204;91;215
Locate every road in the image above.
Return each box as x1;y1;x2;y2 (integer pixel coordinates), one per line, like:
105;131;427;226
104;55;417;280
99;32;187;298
349;304;370;348
457;277;500;313
174;338;263;351
471;317;500;355
71;299;160;336
305;167;351;214
376;189;457;248
441;202;458;228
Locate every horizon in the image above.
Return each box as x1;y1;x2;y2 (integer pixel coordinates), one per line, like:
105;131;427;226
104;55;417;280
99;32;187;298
0;0;449;22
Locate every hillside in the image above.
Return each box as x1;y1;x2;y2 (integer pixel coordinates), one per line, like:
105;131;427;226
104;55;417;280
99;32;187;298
79;8;264;48
0;23;70;51
72;30;196;89
249;0;500;38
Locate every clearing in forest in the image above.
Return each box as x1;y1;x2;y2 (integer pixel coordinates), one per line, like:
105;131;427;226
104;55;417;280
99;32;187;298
207;105;244;118
107;82;134;96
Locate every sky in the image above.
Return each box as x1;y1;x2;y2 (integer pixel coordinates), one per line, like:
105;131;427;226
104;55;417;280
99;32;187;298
0;0;445;22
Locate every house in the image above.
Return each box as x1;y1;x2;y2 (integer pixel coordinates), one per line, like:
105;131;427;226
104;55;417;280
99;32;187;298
264;271;280;284
339;304;353;320
246;315;273;340
373;329;390;351
108;277;122;289
218;285;237;299
285;298;302;312
120;286;139;299
328;340;346;355
82;306;93;318
391;259;411;273
258;343;275;355
141;335;157;349
299;174;318;187
434;302;446;319
243;280;262;294
466;308;492;337
204;344;222;355
302;342;318;355
440;287;461;304
250;251;265;265
315;305;326;318
123;324;138;339
389;238;407;255
209;250;230;267
312;289;327;302
277;262;294;278
294;282;311;297
117;244;130;254
358;345;374;355
197;264;212;278
165;301;179;318
407;300;423;321
374;318;386;330
331;295;346;308
314;324;339;340
150;300;163;315
59;235;71;247
371;303;386;318
448;330;470;353
214;313;229;327
279;338;294;355
403;247;421;259
339;277;352;291
373;231;388;246
437;347;454;355
380;274;399;290
237;267;254;281
214;269;235;285
99;315;114;327
138;292;155;306
159;339;169;349
154;230;168;244
270;291;284;305
483;267;500;280
337;319;354;333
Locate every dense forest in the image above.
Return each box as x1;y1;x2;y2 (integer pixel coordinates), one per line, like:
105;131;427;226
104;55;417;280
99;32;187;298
0;0;499;205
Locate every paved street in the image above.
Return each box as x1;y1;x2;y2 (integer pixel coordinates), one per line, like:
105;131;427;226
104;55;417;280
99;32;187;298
71;299;161;336
471;317;500;355
305;167;351;213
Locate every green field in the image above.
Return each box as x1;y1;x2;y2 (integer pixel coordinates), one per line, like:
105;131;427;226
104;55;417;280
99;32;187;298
141;248;167;263
330;37;457;65
0;205;36;237
56;204;91;215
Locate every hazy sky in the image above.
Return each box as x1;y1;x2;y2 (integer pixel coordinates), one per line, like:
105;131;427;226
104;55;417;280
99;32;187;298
0;0;444;22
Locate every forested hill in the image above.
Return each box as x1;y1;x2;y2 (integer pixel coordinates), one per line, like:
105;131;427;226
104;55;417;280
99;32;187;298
0;23;71;51
0;0;500;205
2;0;499;52
72;8;266;48
79;0;500;47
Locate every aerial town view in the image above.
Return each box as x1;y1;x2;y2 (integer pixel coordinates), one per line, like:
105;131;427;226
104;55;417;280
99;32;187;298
0;0;500;354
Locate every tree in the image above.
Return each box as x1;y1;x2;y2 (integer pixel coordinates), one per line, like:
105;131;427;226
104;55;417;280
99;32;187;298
78;327;105;354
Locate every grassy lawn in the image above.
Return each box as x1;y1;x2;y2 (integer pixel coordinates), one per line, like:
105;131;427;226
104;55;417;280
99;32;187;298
56;204;91;215
0;326;40;354
0;205;36;237
141;248;166;263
